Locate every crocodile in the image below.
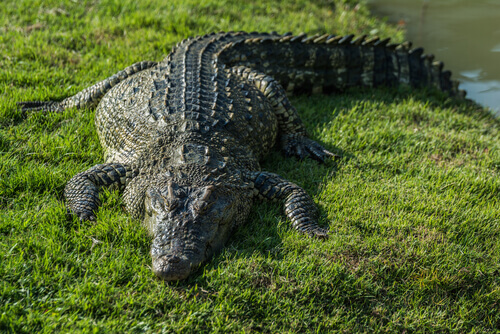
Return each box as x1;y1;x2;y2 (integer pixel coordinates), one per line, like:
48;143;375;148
19;32;462;281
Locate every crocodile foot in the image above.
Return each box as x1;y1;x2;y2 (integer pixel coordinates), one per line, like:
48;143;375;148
306;226;330;239
66;208;97;222
281;134;338;163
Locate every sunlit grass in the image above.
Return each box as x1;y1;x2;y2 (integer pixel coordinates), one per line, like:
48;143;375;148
1;0;499;332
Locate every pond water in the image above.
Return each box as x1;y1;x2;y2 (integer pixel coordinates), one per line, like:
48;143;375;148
367;0;500;116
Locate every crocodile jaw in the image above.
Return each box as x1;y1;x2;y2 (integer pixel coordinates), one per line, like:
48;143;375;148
150;236;204;281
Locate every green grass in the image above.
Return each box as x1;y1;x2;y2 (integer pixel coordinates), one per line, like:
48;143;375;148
1;0;499;332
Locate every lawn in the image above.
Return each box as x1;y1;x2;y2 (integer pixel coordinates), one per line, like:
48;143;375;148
1;0;499;332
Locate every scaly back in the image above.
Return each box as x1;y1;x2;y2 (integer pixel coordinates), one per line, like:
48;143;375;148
214;32;463;97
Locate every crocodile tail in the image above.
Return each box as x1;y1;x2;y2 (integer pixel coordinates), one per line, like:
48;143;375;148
216;33;465;98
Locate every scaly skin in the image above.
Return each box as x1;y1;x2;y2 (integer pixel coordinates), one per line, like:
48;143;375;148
18;32;462;281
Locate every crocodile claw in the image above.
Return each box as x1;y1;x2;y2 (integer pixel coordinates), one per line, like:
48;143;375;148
66;208;96;222
79;212;97;222
282;135;338;163
308;226;330;239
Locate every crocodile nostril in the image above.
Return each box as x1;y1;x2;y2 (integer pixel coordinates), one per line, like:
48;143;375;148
167;255;181;263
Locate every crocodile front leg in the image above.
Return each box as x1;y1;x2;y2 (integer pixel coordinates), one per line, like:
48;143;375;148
18;61;157;113
248;171;329;238
231;66;338;162
65;163;138;221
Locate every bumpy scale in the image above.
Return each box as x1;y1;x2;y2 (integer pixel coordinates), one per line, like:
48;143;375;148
19;32;462;281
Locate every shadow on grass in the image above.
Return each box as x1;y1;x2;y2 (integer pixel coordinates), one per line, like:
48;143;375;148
152;95;500;334
166;85;495;287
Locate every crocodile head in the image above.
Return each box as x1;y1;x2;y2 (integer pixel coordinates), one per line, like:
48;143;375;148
144;180;244;281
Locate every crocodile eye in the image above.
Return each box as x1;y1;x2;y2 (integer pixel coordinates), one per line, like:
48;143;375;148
165;198;179;211
177;189;187;198
194;200;214;213
146;188;164;213
193;185;215;213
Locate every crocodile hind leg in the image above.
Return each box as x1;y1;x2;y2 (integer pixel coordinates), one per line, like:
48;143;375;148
18;61;157;113
248;171;329;238
65;163;138;221
231;66;337;162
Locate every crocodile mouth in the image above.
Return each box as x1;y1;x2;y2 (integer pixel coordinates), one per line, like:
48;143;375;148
152;253;193;281
150;234;206;281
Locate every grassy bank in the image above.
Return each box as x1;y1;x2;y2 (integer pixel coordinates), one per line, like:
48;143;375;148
1;0;499;332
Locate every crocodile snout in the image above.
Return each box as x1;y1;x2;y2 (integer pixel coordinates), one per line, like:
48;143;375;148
152;254;193;281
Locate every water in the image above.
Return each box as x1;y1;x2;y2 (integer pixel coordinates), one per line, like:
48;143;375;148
367;0;500;115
